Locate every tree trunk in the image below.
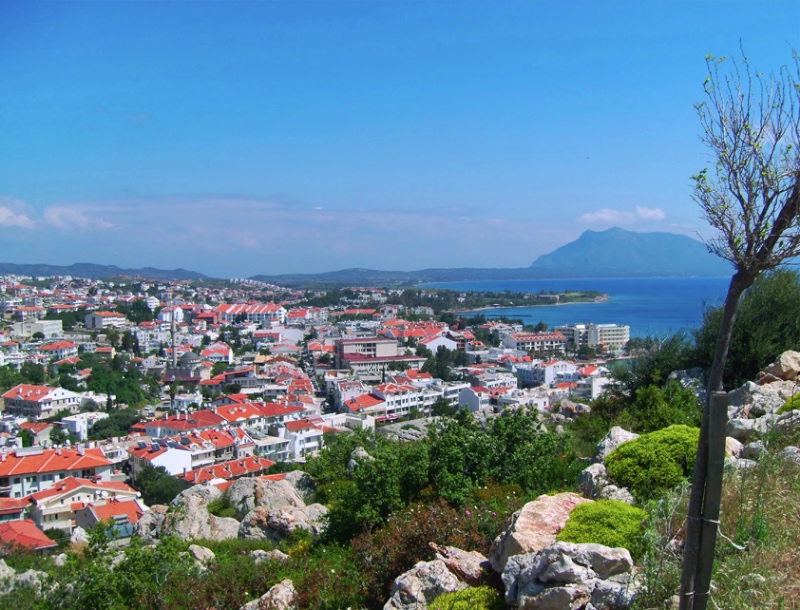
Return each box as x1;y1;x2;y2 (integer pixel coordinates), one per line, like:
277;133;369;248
679;271;751;610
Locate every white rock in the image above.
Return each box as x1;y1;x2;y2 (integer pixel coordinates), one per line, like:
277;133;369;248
383;560;467;610
593;427;639;464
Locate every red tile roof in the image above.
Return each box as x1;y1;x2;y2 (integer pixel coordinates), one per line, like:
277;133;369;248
0;519;57;551
0;448;111;477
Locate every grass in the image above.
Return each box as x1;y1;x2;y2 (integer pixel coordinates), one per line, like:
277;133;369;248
634;449;800;609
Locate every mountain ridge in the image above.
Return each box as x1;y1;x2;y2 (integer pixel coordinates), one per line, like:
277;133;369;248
0;228;732;284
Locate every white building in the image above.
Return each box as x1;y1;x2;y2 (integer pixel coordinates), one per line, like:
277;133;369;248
61;412;109;441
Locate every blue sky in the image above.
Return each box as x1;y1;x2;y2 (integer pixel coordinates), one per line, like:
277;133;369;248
0;1;797;278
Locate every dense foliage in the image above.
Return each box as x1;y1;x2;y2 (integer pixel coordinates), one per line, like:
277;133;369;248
429;586;505;610
556;499;648;559
605;425;699;500
135;465;190;506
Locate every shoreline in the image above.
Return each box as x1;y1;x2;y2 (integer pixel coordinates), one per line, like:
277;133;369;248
458;293;609;314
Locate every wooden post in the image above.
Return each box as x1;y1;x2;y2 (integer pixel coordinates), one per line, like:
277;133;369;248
693;390;728;610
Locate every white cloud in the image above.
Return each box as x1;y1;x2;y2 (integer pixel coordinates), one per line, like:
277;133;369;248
0;197;36;229
578;206;667;225
578;208;635;224
43;206;113;230
635;206;666;221
0;206;35;229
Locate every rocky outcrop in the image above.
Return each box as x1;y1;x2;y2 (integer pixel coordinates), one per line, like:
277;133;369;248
282;471;317;503
489;492;593;573
764;351;800;381
188;544;216;568
502;542;637;610
227;478;306;520
592;427;639;464
135;504;169;541
162;485;239;542
383;560;467;610
238;503;327;542
0;561;50;596
250;549;290;564
346;446;375;473
429;543;493;587
239;579;298;610
70;526;88;545
558;400;592;420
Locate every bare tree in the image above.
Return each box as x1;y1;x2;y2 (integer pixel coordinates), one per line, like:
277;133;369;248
680;50;800;610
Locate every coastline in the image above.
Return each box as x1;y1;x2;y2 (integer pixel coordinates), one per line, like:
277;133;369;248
458;293;609;314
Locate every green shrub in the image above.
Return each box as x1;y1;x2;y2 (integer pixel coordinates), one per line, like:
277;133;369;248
605;425;699;499
555;500;648;559
429;586;505;610
776;393;800;415
206;494;237;519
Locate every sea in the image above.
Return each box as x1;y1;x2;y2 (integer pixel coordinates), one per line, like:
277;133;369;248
422;277;732;338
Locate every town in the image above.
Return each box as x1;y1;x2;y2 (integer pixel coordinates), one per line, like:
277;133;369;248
0;273;629;550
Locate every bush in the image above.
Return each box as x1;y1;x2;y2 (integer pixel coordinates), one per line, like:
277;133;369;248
555;500;648;559
206;494;237;519
429;586;505;610
776;393;800;415
605;425;699;499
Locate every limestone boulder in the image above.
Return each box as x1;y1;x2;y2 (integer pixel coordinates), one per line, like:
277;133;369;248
741;441;766;460
578;463;609;499
429;543;493;587
346;446;375;473
488;492;593;573
598;485;635;505
188;544;216;567
251;549;290;564
727;380;799;418
383;559;467;610
227;477;305;520
778;446;800;464
282;470;317;503
764;351;800;381
70;526;88;545
592;428;639;464
239;579;297;610
162;486;239;542
725;437;744;458
135;504;169;540
502;542;636;610
239;503;328;542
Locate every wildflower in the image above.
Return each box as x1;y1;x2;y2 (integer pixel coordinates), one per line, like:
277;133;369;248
331;569;336;574
465;510;471;516
492;511;497;516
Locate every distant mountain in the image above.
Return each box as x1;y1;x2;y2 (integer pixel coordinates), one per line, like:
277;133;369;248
1;228;731;285
250;228;732;286
529;227;732;277
0;262;209;281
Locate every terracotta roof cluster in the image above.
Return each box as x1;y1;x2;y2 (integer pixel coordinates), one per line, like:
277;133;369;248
178;455;275;484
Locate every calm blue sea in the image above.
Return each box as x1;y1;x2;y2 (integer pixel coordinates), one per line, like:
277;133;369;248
423;277;732;338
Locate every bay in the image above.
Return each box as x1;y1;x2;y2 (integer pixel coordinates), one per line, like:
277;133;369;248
423;277;731;338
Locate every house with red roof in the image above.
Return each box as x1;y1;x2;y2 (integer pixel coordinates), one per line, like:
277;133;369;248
84;311;128;330
0;519;57;552
18;422;54;447
2;384;82;419
0;446;113;499
37;340;78;361
27;476;140;533
275;418;326;459
75;498;145;538
0;497;29;524
176;455;275;485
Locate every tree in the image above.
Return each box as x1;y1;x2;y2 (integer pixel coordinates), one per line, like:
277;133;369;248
135;465;189;505
680;50;800;610
32;331;45;340
692;268;800;387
